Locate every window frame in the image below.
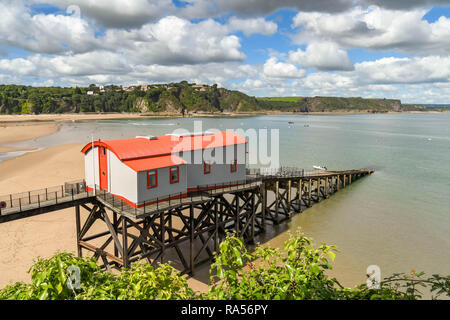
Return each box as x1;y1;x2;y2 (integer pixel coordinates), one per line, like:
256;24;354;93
170;166;180;184
147;169;158;188
230;159;237;173
203;160;211;174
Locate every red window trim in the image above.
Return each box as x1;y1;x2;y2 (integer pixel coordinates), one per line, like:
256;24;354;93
170;166;180;184
230;160;237;173
147;170;158;188
204;161;211;174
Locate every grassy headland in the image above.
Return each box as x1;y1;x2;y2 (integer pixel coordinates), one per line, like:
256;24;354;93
0;81;432;116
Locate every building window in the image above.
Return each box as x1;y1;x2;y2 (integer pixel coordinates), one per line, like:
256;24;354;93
170;166;179;184
230;160;237;173
147;170;158;188
204;161;211;174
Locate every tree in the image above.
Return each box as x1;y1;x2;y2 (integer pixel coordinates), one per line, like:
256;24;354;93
29;92;42;114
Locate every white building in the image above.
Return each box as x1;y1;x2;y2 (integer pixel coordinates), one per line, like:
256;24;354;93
81;132;247;208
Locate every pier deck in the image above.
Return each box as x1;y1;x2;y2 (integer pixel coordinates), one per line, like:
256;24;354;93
0;168;374;274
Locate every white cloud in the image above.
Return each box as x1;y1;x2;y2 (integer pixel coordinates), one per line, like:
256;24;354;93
288;42;354;71
0;51;130;77
234;54;450;103
180;0;353;19
354;56;450;84
97;16;246;65
32;0;176;28
263;57;306;78
0;1;98;54
228;17;278;36
359;0;450;10
292;7;450;55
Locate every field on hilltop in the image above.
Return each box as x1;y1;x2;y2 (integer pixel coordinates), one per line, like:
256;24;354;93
0;82;426;115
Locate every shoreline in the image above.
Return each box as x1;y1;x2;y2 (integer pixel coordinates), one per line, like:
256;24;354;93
0;123;61;154
0;109;449;123
0;141;208;292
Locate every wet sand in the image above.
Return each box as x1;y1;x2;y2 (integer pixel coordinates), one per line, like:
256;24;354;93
0;123;60;153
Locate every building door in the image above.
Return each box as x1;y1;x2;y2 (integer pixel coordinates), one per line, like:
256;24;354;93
98;146;108;191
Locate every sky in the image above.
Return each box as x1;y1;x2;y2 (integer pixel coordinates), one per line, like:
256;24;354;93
0;0;449;103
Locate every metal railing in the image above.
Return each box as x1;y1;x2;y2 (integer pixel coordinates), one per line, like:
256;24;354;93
95;187;207;217
94;177;262;217
193;177;262;195
0;166;318;217
0;180;92;215
246;166;305;178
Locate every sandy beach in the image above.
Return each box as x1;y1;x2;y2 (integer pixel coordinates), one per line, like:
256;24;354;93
0;113;151;123
0;132;209;292
0;122;60;153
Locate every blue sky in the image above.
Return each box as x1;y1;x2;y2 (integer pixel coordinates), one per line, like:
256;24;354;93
0;0;449;103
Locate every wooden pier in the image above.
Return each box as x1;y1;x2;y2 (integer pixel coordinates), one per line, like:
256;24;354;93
0;168;374;275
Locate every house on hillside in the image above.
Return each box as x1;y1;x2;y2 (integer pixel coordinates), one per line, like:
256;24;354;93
81;132;247;207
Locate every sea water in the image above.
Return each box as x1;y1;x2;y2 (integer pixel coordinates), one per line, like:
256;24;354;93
4;113;450;286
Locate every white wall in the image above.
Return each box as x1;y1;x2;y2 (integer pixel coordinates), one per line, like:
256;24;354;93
176;144;247;189
84;142;246;204
108;150;138;203
136;165;187;204
84;146;99;189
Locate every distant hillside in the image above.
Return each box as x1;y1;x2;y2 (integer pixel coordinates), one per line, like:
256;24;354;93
258;96;426;113
0;82;427;115
0;82;260;115
405;103;450;110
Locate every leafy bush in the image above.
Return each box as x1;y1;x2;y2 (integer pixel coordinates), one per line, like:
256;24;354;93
0;234;448;300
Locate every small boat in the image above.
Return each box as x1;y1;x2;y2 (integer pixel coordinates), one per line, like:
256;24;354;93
304;124;309;127
313;165;327;171
288;121;294;124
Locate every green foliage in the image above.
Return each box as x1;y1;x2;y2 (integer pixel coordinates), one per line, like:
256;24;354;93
0;252;194;300
0;252;100;300
257;96;425;112
203;233;342;300
0;83;262;115
0;235;448;300
204;234;450;300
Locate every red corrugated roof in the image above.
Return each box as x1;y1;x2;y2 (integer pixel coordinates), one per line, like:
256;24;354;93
81;131;247;161
123;154;187;172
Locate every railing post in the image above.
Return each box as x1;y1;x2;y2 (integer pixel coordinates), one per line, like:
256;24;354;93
38;194;40;208
55;191;58;204
46;188;48;201
61;185;64;197
72;188;74;201
10;194;12;208
19;198;22;212
28;192;31;205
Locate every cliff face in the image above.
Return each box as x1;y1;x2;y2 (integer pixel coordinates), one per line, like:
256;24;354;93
257;96;424;112
0;83;428;115
135;84;261;114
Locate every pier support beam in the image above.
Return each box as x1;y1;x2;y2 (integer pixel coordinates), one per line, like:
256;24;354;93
70;169;373;276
